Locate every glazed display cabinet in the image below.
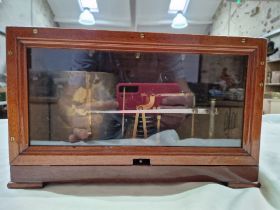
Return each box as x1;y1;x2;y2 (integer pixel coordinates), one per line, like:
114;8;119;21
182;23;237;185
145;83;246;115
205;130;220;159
6;27;266;189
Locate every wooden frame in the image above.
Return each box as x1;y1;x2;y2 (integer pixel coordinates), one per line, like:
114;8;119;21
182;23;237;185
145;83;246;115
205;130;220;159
6;27;266;188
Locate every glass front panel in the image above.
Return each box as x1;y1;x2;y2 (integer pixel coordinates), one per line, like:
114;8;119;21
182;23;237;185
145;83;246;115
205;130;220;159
27;48;248;147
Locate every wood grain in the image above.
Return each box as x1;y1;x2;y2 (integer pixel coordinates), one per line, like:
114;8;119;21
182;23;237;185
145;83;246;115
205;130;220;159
6;28;20;162
11;154;257;166
6;27;266;187
10;165;258;184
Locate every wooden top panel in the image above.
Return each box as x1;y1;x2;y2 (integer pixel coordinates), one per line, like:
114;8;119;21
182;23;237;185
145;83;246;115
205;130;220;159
6;26;266;48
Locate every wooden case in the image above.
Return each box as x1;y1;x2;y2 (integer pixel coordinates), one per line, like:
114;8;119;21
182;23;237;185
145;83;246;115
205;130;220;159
6;27;266;189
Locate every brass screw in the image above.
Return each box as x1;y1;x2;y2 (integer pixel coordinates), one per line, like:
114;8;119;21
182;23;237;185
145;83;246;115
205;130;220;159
8;50;13;56
33;28;38;34
140;33;145;39
260;61;265;65
259;82;264;87
10;137;15;142
241;38;246;43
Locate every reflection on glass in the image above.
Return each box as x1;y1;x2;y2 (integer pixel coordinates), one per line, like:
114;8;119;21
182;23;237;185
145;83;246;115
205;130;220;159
28;48;248;147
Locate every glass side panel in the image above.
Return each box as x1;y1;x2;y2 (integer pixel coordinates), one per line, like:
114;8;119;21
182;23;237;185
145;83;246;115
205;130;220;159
27;48;248;147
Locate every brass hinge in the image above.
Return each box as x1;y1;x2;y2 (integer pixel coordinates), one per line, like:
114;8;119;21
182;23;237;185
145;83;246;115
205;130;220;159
10;137;15;142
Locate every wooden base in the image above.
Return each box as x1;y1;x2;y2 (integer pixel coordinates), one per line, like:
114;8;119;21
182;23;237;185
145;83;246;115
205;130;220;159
8;165;259;189
7;182;44;189
7;181;260;189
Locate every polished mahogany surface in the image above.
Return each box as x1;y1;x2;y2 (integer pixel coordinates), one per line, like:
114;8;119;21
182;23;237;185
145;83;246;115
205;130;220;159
6;27;266;188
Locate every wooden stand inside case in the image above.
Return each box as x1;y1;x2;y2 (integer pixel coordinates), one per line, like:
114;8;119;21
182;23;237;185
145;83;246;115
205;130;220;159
6;27;266;189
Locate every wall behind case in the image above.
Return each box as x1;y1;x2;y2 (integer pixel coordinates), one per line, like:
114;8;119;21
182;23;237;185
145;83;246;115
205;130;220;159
0;0;57;75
